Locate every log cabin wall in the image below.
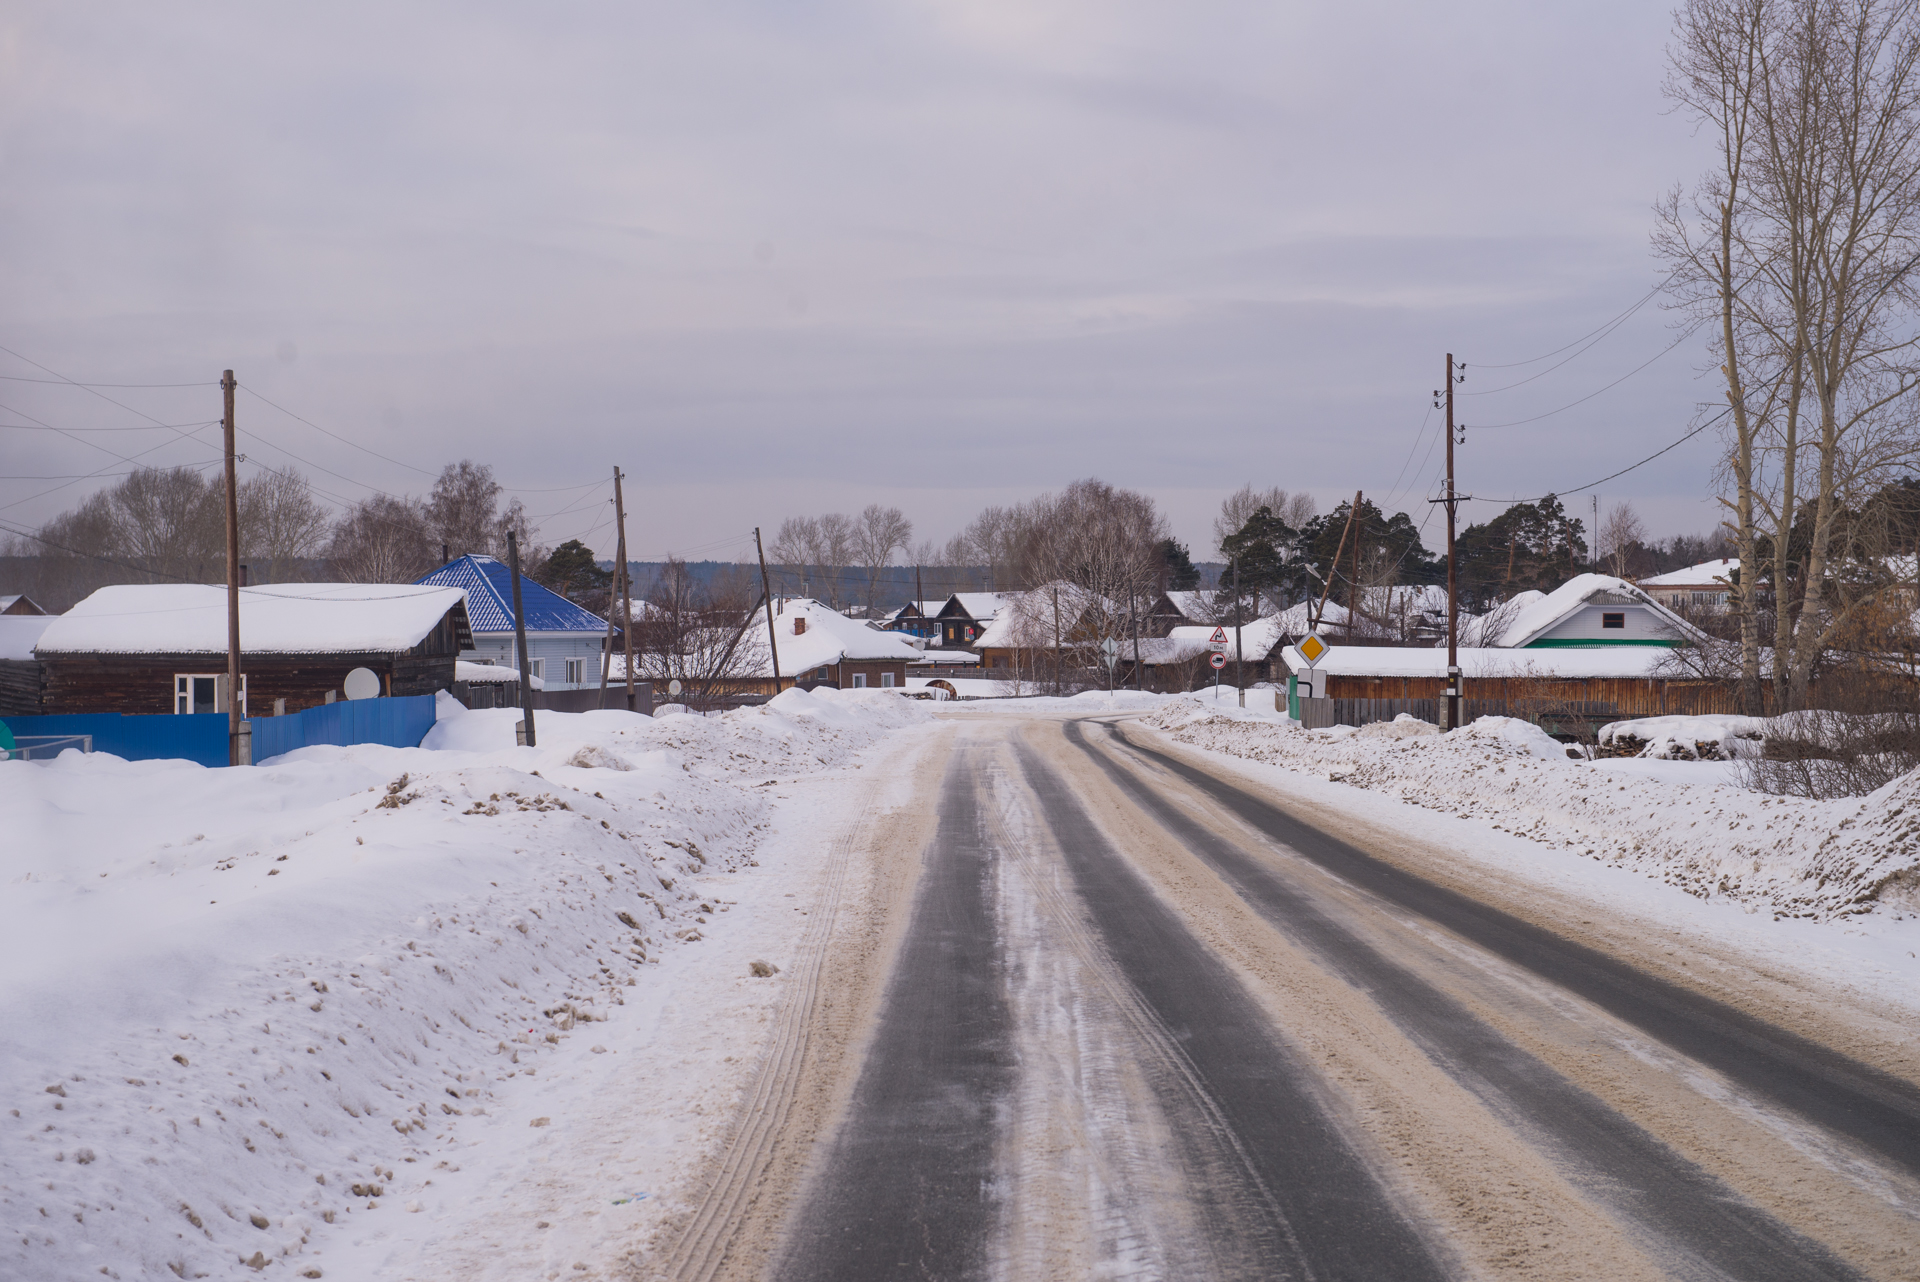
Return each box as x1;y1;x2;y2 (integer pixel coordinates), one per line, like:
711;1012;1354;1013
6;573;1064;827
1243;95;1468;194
40;652;457;716
0;659;43;716
1322;673;1736;718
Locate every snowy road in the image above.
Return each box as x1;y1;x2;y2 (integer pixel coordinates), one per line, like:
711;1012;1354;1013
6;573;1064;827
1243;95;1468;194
664;711;1920;1282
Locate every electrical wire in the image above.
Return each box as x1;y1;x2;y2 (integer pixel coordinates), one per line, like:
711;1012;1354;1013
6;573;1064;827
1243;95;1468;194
1458;294;1661;397
1475;406;1732;504
1468;271;1678;369
1462;322;1701;429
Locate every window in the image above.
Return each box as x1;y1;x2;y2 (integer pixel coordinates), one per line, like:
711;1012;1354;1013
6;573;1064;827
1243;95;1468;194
174;673;247;715
530;657;545;679
1602;612;1625;629
881;672;895;688
852;672;869;688
563;658;584;685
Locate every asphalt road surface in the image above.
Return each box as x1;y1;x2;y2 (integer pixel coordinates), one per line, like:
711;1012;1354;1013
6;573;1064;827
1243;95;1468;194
666;713;1920;1282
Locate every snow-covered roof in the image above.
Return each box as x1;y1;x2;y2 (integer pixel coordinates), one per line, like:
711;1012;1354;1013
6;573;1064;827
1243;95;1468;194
415;555;606;635
1131;634;1212;665
1160;590;1217;622
972;583;1117;650
908;648;981;665
1639;559;1738;588
36;583;469;656
1280;643;1679;679
943;592;1012;622
0;594;48;616
750;599;923;677
1168;617;1288;659
883;600;947;622
1491;574;1704;648
455;659;543;689
0;614;53;661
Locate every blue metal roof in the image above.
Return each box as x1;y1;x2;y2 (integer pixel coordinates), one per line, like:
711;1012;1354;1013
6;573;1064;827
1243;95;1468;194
415;555;607;635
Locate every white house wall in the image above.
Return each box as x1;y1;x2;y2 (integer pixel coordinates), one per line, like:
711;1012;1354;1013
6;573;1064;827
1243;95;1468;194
463;631;608;690
1531;604;1676;645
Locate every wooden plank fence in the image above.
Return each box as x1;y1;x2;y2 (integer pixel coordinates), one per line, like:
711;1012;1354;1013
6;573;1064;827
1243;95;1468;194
1298;697;1625;735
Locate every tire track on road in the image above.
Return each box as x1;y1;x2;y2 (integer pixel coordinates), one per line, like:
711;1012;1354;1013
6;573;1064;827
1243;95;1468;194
1070;717;1869;1281
1012;738;1453;1281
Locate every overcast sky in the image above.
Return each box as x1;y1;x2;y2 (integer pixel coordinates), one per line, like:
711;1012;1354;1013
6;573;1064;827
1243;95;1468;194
1;1;1723;565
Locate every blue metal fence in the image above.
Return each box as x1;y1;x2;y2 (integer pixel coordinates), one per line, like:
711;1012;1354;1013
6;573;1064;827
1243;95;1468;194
2;695;438;767
250;695;437;760
0;712;230;767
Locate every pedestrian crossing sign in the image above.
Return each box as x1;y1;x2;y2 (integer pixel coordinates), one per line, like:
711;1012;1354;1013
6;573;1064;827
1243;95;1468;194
1298;632;1329;666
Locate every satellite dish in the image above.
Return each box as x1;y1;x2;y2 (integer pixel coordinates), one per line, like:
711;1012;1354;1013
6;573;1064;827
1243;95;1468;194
342;667;381;700
667;679;683;697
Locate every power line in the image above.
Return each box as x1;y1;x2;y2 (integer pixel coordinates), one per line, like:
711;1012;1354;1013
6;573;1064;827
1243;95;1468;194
1462;323;1700;429
1476;406;1731;505
0;372;216;388
1459;293;1662;397
1468;271;1677;369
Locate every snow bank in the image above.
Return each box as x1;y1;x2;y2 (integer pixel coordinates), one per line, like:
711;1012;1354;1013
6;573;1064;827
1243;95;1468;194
1143;698;1920;921
0;688;927;1281
1598;714;1768;761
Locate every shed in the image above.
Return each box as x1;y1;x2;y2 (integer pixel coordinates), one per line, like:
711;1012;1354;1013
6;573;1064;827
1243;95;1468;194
0;614;52;715
34;583;471;716
416;554;610;690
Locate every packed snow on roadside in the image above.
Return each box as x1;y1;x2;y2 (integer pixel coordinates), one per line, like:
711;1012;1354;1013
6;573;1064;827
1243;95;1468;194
1144;698;1920;921
0;687;927;1282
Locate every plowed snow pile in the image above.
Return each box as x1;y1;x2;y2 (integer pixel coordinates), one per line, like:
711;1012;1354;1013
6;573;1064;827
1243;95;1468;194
0;687;927;1282
1144;699;1920;921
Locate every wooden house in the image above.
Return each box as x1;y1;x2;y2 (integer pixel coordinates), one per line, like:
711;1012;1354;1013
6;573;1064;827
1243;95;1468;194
1638;559;1738;613
933;592;1011;650
973;583;1119;670
879;600;945;644
33;583;471;716
0;594;48;616
415;555;610;691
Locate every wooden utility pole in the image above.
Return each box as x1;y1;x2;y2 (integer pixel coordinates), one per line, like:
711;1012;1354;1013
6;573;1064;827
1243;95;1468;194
222;371;244;764
1232;554;1245;706
507;528;536;746
1051;586;1062;695
1433;354;1468;731
612;468;637;711
1129;584;1143;691
755;528;783;694
1314;491;1363;631
1350;494;1363;635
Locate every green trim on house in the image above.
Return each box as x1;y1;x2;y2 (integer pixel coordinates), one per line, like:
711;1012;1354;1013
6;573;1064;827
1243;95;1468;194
1522;638;1679;648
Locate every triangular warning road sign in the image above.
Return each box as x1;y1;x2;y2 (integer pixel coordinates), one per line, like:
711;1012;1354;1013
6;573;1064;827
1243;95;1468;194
1209;626;1228;644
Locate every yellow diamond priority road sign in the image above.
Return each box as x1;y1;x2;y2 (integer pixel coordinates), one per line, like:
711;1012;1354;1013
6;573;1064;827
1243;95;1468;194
1297;632;1329;666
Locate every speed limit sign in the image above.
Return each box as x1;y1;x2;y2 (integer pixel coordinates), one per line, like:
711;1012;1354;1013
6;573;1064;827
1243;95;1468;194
1209;652;1227;670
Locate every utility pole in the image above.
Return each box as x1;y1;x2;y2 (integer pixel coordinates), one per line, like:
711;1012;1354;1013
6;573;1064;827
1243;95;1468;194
1129;584;1143;691
613;468;637;711
507;528;536;746
1431;355;1469;731
1350;494;1363;636
221;370;245;765
1314;491;1363;632
1232;554;1245;707
755;527;783;694
915;564;925;641
1591;495;1599;571
1051;586;1062;695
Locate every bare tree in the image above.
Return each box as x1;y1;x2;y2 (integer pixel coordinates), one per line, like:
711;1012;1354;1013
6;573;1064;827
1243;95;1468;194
769;515;818;598
1213;485;1316;556
239;467;330;578
854;503;913;615
114;466;224;582
1600;502;1649;577
1661;0;1920;711
629;556;769;708
426;461;503;559
328;494;433;582
769;511;859;607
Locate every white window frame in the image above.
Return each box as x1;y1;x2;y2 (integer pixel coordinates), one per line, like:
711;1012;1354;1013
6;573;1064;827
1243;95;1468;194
529;657;545;680
880;672;896;688
563;657;584;685
174;673;247;716
851;672;869;688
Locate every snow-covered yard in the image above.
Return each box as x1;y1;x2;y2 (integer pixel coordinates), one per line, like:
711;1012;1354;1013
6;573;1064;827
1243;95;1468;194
1;688;929;1281
1143;699;1920;922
